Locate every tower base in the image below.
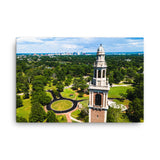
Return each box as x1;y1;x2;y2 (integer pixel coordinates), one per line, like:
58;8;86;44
89;108;107;123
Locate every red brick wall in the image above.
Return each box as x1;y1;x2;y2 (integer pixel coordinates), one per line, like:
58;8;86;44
91;109;105;122
90;92;106;122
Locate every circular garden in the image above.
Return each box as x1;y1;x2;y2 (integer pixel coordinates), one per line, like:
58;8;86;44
51;100;73;111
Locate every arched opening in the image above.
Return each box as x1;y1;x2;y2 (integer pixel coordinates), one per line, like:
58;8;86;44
103;70;105;78
98;70;101;78
95;94;101;105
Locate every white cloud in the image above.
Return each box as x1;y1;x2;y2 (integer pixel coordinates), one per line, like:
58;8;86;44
16;37;43;43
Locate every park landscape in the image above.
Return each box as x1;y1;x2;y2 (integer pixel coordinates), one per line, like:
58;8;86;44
16;37;144;123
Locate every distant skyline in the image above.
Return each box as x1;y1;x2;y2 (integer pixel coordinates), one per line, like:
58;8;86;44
16;37;144;53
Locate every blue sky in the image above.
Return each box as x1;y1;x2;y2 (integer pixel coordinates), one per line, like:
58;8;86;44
16;37;144;53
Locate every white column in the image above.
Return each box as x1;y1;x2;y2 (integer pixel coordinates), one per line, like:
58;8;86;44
104;110;107;122
105;92;108;109
92;91;94;106
89;91;91;106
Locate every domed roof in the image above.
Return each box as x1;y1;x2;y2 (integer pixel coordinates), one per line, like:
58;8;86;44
97;44;105;54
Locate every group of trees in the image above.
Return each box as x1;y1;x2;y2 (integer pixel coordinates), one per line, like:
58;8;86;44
16;72;29;99
107;107;129;122
126;73;144;122
107;55;143;85
16;74;58;122
72;77;88;96
107;73;144;122
16;54;144;123
29;75;57;122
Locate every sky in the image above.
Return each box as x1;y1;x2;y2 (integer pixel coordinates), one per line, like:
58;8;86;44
16;37;144;53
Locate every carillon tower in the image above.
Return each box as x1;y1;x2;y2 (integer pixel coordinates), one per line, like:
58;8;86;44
88;44;110;122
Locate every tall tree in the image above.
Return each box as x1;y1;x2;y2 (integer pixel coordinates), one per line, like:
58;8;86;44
107;107;129;122
46;110;57;122
29;102;46;122
127;98;143;122
126;73;144;122
56;81;64;92
16;95;23;108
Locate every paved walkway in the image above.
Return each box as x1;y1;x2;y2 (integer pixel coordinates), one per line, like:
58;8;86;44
54;105;82;123
112;84;132;87
65;113;72;123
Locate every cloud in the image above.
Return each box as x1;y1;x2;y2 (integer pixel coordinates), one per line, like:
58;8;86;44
16;37;144;53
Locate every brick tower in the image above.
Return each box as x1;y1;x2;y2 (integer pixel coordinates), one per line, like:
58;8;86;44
88;44;110;122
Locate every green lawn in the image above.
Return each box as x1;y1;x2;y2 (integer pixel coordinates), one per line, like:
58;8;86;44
51;100;73;111
61;88;76;99
71;109;81;119
61;88;89;101
112;99;130;106
108;86;132;99
79;100;88;108
56;115;67;122
16;98;31;122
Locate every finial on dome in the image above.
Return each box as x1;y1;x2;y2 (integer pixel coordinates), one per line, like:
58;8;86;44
100;44;102;46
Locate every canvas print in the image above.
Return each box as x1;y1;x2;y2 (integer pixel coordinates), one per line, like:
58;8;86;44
16;37;144;123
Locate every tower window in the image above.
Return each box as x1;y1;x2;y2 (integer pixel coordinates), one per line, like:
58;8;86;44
103;70;105;78
94;70;96;78
95;94;101;105
98;70;101;78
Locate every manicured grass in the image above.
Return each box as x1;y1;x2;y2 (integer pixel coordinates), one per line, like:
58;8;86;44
112;99;130;106
61;88;89;101
71;109;81;119
56;115;67;122
51;100;73;111
61;88;76;99
76;93;89;100
108;86;132;99
79;100;88;108
16;98;31;122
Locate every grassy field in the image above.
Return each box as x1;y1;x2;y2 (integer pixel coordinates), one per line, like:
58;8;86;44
112;99;130;106
71;109;81;119
61;88;76;99
79;100;88;108
51;100;73;111
61;88;89;101
108;86;132;99
16;98;31;122
56;115;67;122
